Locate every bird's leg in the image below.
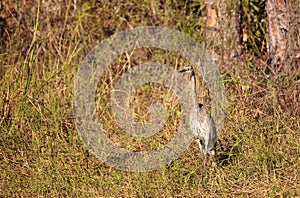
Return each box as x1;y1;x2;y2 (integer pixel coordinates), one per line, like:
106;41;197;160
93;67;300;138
197;138;205;160
195;139;204;158
196;138;207;183
201;155;207;184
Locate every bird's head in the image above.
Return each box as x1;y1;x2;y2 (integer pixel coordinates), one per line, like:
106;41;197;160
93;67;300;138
178;65;195;80
178;65;194;73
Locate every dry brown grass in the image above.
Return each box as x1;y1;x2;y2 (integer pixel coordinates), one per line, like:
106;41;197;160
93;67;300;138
0;0;299;197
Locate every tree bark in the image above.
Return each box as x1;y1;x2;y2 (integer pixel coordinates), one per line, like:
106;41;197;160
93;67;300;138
266;0;300;73
205;0;242;63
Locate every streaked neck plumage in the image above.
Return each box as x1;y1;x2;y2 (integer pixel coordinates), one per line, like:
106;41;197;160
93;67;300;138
190;71;199;109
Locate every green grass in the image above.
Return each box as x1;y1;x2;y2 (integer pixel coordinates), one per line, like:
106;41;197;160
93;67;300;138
1;0;299;197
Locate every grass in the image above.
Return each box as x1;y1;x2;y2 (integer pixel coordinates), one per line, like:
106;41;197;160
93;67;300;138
1;0;299;197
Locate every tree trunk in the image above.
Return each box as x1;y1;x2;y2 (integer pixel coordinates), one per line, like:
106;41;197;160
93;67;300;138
266;0;300;73
205;0;242;63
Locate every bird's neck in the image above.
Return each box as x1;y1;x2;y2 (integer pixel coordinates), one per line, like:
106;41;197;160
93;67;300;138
190;73;198;108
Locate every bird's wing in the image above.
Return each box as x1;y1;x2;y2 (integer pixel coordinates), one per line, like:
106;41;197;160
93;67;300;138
198;104;217;145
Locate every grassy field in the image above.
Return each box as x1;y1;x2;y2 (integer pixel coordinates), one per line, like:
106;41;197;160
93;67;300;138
1;0;299;197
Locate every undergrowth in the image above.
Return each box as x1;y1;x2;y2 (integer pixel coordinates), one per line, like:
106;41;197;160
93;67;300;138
0;1;299;197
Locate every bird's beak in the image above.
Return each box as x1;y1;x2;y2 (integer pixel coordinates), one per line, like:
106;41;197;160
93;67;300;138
178;68;187;73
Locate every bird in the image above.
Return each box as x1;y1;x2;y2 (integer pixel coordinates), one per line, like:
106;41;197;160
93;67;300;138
178;65;217;179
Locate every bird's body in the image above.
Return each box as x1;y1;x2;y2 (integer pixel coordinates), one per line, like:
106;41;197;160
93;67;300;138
190;104;217;157
178;65;217;178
